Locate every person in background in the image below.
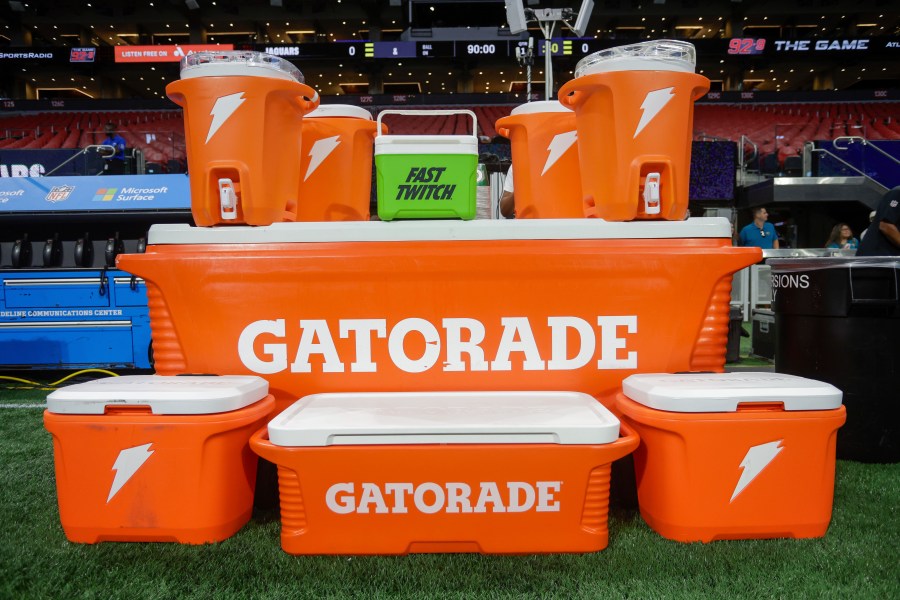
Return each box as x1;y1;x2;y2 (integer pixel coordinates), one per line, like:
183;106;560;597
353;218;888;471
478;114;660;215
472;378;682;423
499;165;515;219
738;207;780;249
860;210;876;241
857;186;900;257
101;122;127;175
825;223;859;250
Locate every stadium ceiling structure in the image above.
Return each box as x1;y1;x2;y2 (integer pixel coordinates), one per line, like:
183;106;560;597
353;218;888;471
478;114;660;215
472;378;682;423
0;0;897;100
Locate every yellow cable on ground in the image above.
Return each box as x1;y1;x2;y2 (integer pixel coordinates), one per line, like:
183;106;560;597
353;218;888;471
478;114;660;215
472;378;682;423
0;369;120;390
0;375;43;386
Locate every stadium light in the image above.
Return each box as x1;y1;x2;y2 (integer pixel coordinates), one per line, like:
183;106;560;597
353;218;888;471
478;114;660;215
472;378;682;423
572;0;594;37
507;2;595;100
185;0;199;10
505;1;528;35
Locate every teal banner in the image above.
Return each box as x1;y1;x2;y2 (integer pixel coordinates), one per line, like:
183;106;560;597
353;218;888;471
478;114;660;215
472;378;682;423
0;174;191;213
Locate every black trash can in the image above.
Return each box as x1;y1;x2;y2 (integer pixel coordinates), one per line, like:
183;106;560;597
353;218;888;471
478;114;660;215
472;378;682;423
770;257;899;463
751;308;776;360
726;303;744;363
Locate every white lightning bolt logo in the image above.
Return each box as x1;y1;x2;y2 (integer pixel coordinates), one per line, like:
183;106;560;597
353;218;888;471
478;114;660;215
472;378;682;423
731;440;783;502
542;130;577;176
206;92;246;144
108;443;154;503
634;87;675;139
304;135;342;181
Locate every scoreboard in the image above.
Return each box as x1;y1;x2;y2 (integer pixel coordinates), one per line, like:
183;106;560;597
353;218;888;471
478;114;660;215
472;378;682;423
245;39;604;61
0;37;894;68
233;37;900;61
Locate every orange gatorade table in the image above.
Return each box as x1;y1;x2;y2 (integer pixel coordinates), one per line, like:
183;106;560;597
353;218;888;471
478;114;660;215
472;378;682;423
617;372;846;543
44;375;274;544
250;391;638;555
118;219;760;413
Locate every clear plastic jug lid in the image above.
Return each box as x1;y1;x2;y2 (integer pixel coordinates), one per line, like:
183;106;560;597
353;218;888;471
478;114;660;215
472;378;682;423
180;50;304;83
575;40;696;78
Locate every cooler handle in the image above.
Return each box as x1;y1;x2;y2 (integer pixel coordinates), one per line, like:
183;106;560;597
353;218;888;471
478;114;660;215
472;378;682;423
849;264;899;306
250;425;279;463
559;90;580;108
296;90;320;114
608;421;640;461
376;109;478;138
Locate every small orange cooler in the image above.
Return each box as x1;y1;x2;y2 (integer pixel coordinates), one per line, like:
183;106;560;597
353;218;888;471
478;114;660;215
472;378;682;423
495;101;583;218
44;375;275;544
250;391;639;555
297;104;384;222
616;372;846;543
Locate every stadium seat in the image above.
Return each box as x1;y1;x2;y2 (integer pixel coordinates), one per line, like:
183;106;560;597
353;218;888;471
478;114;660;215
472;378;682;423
760;153;780;176
783;155;803;177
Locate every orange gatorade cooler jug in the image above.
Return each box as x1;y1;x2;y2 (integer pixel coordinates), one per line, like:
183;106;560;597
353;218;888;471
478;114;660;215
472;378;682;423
44;375;275;544
297;104;385;222
616;372;846;543
250;391;639;555
495;101;583;218
166;51;319;226
559;40;709;221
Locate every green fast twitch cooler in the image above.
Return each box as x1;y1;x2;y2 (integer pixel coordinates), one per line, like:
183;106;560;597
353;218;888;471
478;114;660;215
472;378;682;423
375;109;479;221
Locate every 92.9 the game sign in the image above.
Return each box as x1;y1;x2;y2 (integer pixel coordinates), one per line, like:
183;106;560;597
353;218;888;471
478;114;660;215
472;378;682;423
69;48;96;63
727;38;766;55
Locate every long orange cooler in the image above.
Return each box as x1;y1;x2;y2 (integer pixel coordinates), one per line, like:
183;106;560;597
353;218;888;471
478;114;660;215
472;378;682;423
44;375;274;544
250;391;638;554
616;372;846;543
117;219;760;413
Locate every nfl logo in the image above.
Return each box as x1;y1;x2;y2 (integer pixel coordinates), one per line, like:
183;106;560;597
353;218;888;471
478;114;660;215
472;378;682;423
46;185;75;203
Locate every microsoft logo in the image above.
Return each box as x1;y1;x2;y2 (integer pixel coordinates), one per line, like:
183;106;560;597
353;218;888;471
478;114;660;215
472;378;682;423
93;188;117;202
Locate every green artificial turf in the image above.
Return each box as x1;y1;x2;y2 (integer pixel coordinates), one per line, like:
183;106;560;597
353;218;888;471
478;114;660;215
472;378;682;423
0;382;897;600
728;320;773;369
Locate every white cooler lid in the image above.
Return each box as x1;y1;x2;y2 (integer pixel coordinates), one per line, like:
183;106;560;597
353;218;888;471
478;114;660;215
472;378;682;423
374;134;478;155
147;218;733;245
622;373;843;413
510;100;572;115
306;104;373;120
267;391;620;447
46;375;269;415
